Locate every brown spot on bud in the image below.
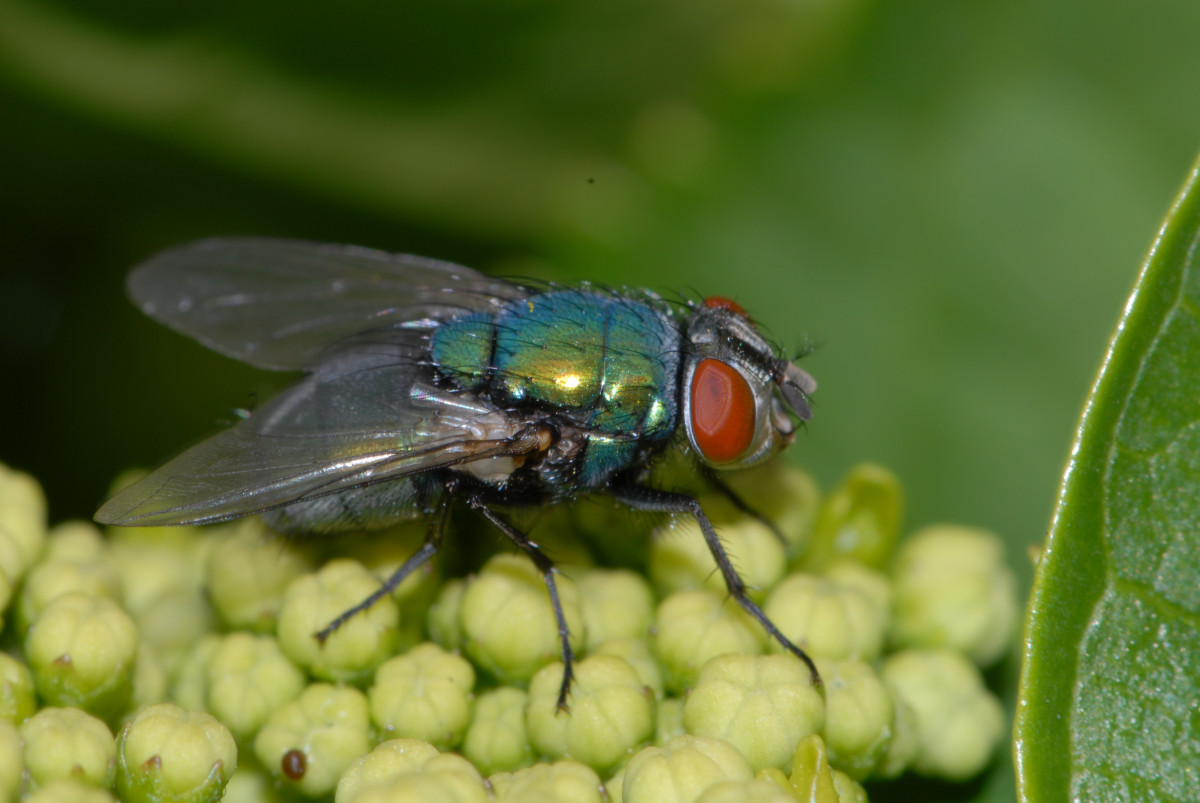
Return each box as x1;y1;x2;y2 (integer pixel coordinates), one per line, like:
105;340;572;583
282;749;306;780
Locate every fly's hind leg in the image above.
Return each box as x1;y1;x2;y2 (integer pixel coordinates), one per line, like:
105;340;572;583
315;482;455;643
611;483;822;691
468;496;577;712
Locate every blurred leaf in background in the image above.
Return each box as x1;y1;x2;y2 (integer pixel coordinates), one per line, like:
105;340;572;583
2;1;1200;799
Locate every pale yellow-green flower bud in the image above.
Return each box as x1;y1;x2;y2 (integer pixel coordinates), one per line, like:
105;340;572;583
821;560;892;626
754;766;790;791
0;720;23;801
368;642;475;750
649;515;785;604
0;651;36;724
622;734;753;803
206;518;312;633
20;706;115;789
254;682;370;798
26;591;138;720
577;568;656;648
0;464;50;622
335;738;485;803
762;573;884;662
890;525;1017;666
103;516;212;679
0;463;48;578
116;703;236;803
875;689;919;779
490;759;602;802
342;772;484;803
461;686;533;775
526;655;655;774
806;463;902;571
205;632;306;743
459;554;584;686
654;590;765;694
129;587;215;681
684;653;825;773
169;635;221;712
881;648;1004;781
16;557;122;634
426;578;466;651
25;778;116;803
815;658;893;780
694;778;797;803
591;638;663;701
276;558;399;684
335;737;436;799
105;525;206;620
719;462;821;556
342;521;444;650
41;521;107;564
221;764;285;803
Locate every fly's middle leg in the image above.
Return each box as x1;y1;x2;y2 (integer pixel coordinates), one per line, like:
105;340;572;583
468;495;577;712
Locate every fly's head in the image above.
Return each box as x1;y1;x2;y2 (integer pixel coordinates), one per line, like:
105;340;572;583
681;296;817;470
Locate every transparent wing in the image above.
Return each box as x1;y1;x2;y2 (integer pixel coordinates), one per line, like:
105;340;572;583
95;333;542;526
128;237;530;370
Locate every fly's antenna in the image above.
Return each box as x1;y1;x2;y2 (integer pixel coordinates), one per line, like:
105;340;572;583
774;358;817;421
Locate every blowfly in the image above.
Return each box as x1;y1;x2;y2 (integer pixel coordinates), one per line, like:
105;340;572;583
96;238;820;705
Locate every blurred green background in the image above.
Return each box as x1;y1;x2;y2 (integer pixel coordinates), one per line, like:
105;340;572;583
1;0;1199;797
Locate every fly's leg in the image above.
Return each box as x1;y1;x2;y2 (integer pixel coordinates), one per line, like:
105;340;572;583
699;466;789;546
611;483;822;691
315;484;454;643
468;496;576;712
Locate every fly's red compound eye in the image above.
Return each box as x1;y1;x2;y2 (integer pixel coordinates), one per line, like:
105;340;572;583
702;296;747;316
690;358;756;463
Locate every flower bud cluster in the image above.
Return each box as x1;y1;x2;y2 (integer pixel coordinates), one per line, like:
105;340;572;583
0;459;1016;802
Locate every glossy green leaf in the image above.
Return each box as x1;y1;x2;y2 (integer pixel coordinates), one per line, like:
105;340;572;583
1016;157;1200;801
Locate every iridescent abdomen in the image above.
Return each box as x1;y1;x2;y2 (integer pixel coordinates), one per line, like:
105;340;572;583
431;290;681;486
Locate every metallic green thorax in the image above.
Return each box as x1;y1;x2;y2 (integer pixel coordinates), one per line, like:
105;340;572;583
430;290;680;485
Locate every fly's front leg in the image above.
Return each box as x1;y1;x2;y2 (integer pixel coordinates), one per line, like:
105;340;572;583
468;496;577;712
316;482;455;643
699;466;789;546
611;483;822;691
